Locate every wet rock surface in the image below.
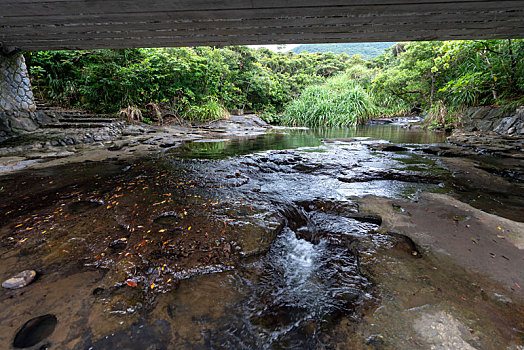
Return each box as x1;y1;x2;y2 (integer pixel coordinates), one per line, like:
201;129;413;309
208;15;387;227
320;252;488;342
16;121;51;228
413;310;477;350
0;125;522;349
441;106;524;171
447;131;523;158
0;114;276;174
358;193;524;297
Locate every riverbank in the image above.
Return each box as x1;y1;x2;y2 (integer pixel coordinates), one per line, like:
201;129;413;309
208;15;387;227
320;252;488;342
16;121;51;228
1;105;522;175
0;114;278;174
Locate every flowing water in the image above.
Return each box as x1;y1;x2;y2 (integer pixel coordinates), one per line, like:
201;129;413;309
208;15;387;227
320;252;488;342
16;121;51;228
0;123;522;349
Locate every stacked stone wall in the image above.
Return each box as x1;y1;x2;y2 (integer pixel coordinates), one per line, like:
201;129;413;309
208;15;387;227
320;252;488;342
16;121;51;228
462;106;523;136
0;53;38;141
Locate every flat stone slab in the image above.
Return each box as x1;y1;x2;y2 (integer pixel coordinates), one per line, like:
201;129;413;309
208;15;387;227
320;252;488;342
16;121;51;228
357;193;524;300
2;270;36;289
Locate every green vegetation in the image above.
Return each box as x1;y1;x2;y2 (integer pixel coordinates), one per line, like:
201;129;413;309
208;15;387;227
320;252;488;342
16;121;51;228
281;74;376;127
290;42;396;59
371;40;524;127
27;39;524;128
283;39;524;127
26;47;351;122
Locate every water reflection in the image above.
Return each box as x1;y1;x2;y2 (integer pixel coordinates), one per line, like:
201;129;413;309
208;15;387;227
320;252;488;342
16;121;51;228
170;126;447;159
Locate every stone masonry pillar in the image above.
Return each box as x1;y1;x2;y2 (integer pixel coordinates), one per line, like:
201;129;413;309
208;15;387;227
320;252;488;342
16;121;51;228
0;52;38;141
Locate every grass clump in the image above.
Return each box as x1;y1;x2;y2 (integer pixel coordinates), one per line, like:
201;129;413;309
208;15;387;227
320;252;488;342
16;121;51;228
185;97;228;122
281;74;377;127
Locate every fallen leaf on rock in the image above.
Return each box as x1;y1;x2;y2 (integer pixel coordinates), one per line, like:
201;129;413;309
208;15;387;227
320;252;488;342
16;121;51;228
126;280;137;287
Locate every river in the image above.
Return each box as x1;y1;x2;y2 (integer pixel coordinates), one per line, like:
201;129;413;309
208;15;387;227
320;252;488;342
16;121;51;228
0;123;522;349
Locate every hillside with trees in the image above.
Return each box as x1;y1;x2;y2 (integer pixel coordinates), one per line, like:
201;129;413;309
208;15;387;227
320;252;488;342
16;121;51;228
289;42;396;59
27;40;524;127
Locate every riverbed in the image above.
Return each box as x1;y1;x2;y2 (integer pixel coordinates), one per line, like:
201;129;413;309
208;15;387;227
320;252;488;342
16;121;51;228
0;123;523;349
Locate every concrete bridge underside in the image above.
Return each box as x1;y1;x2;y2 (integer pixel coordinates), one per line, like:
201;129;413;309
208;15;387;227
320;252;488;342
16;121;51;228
1;0;524;52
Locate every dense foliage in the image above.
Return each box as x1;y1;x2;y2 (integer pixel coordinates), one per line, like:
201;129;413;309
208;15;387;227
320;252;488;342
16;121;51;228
26;47;351;122
371;40;524;126
27;39;523;127
290;42;396;59
281;39;524;127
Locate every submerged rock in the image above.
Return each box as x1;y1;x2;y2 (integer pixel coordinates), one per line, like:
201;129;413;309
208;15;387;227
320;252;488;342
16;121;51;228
153;212;182;226
370;143;409;152
109;238;128;252
68;200;103;214
413;310;477;350
230;212;284;257
2;270;36;289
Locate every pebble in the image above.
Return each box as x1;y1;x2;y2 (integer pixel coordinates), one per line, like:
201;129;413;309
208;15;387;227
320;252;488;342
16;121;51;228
2;270;37;289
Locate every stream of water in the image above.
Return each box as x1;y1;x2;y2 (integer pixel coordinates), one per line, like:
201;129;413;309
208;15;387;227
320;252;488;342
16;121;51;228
0;123;522;349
